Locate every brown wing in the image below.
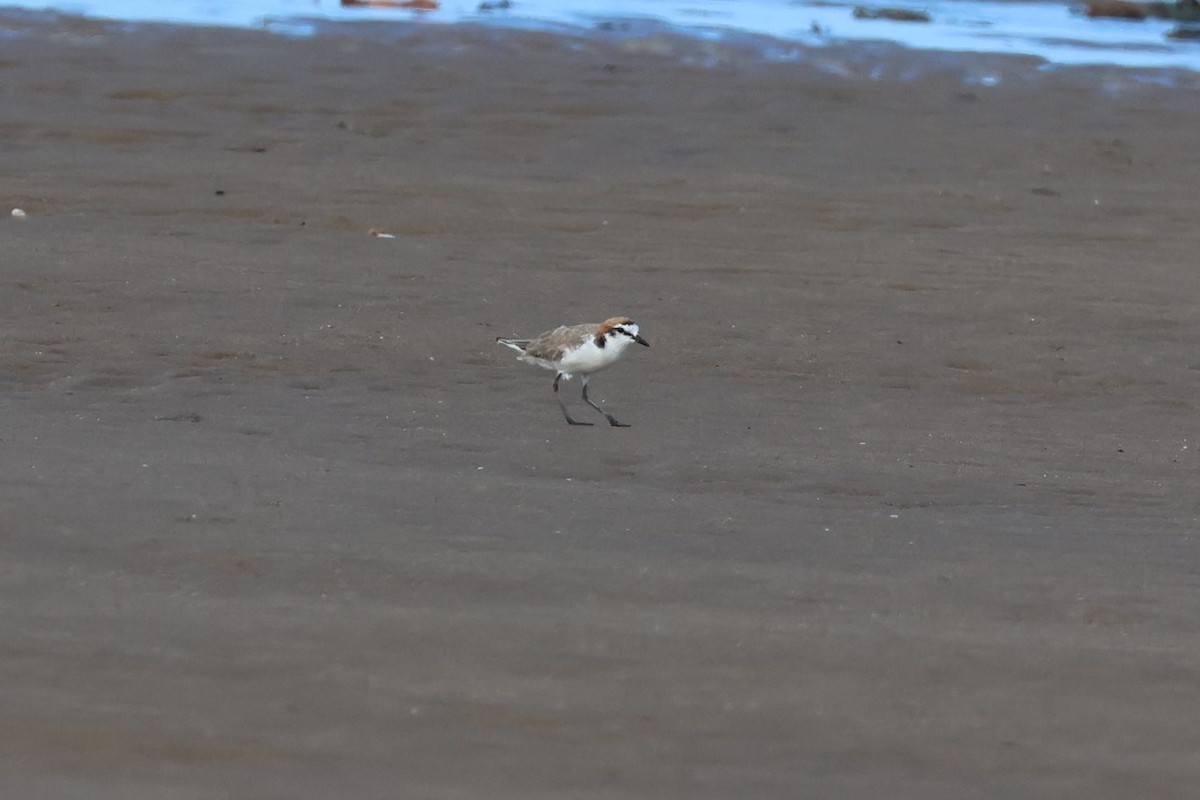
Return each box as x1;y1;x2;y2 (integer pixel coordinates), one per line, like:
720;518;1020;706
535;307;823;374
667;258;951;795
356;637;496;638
521;323;595;362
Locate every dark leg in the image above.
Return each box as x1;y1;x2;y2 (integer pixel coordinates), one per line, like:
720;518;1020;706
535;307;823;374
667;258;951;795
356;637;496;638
554;373;592;426
582;376;629;427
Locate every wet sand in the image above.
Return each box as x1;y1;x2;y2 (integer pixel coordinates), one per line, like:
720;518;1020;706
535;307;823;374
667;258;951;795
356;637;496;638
3;11;1200;798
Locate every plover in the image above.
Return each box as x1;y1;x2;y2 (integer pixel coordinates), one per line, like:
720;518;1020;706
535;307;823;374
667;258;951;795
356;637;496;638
496;316;650;426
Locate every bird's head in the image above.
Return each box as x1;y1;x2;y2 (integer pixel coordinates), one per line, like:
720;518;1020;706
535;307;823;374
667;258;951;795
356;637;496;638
597;317;650;350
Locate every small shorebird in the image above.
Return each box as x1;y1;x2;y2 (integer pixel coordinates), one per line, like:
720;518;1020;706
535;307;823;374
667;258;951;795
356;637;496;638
496;316;650;426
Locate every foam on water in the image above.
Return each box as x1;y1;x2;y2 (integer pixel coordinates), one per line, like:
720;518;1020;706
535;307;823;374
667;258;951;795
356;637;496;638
9;0;1200;71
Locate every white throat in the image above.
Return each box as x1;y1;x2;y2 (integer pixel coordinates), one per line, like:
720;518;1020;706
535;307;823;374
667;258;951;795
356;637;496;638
607;326;639;352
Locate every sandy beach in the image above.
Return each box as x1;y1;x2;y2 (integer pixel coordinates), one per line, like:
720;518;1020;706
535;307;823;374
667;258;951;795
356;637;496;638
3;10;1200;797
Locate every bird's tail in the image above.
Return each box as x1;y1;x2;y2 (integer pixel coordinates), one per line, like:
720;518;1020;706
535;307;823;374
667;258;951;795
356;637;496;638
496;337;530;353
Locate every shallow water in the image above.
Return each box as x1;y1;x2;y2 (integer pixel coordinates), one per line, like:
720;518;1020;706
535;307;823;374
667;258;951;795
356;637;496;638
12;0;1200;71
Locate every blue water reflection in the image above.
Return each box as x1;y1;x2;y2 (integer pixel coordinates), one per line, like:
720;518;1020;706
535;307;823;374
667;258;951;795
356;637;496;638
11;0;1200;70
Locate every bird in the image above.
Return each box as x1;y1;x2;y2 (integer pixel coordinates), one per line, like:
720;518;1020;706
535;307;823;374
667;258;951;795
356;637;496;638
496;316;650;426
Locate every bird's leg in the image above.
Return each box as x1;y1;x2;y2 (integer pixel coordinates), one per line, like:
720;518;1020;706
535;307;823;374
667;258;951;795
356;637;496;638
582;376;629;427
554;372;592;426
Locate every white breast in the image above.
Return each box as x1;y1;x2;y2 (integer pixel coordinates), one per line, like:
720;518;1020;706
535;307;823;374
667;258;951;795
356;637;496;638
557;336;628;375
